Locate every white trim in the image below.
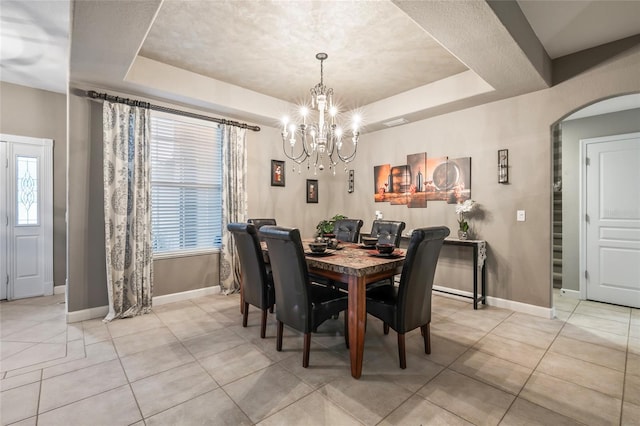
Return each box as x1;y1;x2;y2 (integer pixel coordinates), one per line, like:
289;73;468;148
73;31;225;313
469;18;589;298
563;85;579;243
486;295;554;319
152;286;220;306
558;288;580;299
65;286;222;323
66;305;109;323
54;285;66;295
433;285;554;319
153;248;220;260
0;134;53;147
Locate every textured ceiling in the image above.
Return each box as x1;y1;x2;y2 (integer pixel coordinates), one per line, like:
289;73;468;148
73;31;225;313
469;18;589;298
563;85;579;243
0;0;69;93
139;1;468;110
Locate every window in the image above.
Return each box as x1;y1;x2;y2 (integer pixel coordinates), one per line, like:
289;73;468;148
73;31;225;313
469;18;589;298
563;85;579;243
150;111;223;256
16;156;39;225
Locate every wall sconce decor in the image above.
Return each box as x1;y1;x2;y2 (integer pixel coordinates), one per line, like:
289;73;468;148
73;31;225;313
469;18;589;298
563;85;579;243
498;149;508;183
348;170;354;193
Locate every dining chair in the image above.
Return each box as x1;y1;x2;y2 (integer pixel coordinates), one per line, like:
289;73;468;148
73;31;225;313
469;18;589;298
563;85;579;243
370;220;406;247
260;225;349;368
248;218;277;241
333;218;364;243
248;218;277;230
227;223;275;338
366;226;450;369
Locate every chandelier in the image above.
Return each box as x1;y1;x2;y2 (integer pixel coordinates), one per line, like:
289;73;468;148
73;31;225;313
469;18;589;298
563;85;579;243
281;53;360;175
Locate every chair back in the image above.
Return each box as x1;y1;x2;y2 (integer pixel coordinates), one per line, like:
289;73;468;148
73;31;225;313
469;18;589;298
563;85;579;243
226;223;272;309
249;218;278;241
259;226;312;333
396;226;450;332
248;218;277;230
370;220;406;247
333;219;364;243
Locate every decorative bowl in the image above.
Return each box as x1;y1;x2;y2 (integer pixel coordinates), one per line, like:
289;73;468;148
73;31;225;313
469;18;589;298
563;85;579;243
309;242;328;253
375;243;395;254
361;236;378;247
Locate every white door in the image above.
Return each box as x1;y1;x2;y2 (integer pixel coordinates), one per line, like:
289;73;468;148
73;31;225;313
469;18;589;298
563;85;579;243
583;132;640;308
1;134;53;300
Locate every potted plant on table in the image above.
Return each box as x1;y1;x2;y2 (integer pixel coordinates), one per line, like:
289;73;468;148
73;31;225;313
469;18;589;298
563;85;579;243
316;214;347;239
455;199;476;240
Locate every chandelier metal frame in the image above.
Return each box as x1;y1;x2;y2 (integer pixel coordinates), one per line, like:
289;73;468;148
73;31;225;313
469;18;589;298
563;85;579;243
281;53;360;175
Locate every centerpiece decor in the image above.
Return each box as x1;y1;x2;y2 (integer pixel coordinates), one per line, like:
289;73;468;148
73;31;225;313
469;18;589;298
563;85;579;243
316;214;347;239
455;199;476;240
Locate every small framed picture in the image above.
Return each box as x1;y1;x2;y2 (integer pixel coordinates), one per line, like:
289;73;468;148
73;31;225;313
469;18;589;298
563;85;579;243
306;179;318;203
498;149;508;184
271;160;285;187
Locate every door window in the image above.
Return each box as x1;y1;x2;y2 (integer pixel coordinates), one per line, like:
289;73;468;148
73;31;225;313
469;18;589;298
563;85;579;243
16;155;39;225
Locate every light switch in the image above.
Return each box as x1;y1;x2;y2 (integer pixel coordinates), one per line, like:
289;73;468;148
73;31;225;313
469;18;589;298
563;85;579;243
517;210;526;221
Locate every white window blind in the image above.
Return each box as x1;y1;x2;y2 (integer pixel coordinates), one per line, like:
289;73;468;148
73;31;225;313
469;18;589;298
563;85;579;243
150;111;222;256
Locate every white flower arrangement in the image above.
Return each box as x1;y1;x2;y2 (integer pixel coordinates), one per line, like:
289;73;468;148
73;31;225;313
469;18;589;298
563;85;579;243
455;199;476;232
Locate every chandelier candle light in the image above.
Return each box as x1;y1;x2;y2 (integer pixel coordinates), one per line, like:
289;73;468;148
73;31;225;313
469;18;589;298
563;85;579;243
281;53;361;175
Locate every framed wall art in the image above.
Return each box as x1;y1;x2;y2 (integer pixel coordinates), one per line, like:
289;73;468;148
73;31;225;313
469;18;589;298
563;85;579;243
271;160;285;187
306;179;318;203
498;149;509;183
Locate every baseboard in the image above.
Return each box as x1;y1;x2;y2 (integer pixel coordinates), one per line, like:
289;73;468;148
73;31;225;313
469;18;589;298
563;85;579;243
44;281;54;296
54;285;66;295
65;286;221;323
66;305;109;323
558;288;580;299
486;295;554;319
433;285;554;319
153;286;221;306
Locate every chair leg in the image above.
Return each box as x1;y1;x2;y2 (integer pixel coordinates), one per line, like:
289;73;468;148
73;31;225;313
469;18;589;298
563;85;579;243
398;333;407;369
242;303;249;327
260;308;268;338
421;323;431;354
383;323;389;335
303;333;311;368
276;320;283;351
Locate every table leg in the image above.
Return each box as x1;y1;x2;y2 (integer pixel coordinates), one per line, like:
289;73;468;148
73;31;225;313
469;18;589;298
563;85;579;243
473;245;478;309
348;274;366;378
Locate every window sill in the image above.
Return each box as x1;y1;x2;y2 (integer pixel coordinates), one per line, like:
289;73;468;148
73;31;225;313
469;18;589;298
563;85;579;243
153;248;221;260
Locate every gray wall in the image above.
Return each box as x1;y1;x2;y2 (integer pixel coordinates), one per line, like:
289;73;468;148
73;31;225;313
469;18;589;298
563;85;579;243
282;46;639;309
560;108;640;291
66;45;640;314
67;87;219;312
0;82;67;289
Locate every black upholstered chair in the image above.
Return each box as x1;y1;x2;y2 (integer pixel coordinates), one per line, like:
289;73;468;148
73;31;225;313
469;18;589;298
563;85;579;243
260;225;349;368
227;223;275;338
333;219;364;243
248;219;277;241
366;226;450;369
248;218;277;230
369;220;406;247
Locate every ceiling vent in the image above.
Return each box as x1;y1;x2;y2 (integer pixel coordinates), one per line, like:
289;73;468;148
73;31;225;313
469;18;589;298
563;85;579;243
382;118;408;127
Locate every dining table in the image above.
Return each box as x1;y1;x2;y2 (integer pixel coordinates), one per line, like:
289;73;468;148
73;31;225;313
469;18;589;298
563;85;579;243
261;239;405;379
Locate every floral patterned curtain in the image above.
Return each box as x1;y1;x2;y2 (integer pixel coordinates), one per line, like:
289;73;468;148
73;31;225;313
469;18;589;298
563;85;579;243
102;101;153;321
220;125;247;293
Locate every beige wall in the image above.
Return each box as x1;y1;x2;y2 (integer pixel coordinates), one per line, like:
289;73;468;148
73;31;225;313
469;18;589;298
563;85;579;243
250;46;639;309
0;82;67;289
66;45;639;314
67;87;220;313
560;108;640;291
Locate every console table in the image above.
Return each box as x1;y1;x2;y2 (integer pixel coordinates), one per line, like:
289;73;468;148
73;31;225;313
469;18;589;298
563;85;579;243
439;238;487;309
361;233;487;309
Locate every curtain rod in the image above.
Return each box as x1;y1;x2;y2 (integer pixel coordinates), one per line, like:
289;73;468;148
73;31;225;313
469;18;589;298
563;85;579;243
86;90;261;132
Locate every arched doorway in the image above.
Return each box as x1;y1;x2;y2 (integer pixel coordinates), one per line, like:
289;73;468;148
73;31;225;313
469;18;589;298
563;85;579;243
551;93;640;310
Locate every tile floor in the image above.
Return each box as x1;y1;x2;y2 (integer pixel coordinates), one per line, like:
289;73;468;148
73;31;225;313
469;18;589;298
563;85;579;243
1;290;638;425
